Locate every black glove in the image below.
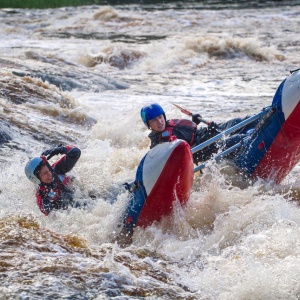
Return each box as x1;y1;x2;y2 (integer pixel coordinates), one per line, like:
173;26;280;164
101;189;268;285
192;113;202;125
42;146;67;160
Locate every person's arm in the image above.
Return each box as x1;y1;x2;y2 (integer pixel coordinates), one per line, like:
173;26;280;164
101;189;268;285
43;145;81;175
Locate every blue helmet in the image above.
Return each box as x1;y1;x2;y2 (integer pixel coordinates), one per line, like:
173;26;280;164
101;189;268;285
25;157;45;183
140;103;166;128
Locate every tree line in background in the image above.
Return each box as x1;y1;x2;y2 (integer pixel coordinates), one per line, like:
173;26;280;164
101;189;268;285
0;0;188;9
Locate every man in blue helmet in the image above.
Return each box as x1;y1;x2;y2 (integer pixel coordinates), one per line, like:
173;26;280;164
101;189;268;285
140;103;249;163
25;145;81;216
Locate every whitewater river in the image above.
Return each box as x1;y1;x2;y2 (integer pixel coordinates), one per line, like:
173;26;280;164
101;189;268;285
1;1;300;299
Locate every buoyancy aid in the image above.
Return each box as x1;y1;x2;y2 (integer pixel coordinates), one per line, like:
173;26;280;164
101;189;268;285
36;174;73;216
149;119;197;149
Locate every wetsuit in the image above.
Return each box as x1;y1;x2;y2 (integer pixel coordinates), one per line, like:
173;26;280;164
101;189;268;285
149;119;197;149
148;118;249;164
36;146;81;216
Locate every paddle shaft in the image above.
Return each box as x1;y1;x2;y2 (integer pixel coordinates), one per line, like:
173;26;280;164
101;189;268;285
172;103;210;125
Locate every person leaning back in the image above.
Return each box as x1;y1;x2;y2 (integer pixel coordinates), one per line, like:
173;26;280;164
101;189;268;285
25;145;81;216
140;103;251;163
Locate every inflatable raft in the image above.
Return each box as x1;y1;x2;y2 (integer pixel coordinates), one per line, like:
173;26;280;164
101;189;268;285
122;137;194;234
235;68;300;183
122;68;300;233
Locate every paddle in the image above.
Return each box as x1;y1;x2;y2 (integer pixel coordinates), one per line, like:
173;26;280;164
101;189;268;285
172;103;210;125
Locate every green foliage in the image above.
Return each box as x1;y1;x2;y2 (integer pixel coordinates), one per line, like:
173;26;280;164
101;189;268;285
0;0;105;9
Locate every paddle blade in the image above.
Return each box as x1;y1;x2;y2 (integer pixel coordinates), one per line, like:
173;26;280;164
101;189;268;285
172;103;192;116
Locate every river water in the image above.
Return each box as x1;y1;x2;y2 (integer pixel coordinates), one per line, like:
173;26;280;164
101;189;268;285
1;1;300;299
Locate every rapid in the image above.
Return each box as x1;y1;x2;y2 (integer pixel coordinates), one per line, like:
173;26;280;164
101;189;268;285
1;1;300;299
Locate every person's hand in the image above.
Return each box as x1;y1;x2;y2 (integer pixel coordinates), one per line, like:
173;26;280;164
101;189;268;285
42;146;67;160
192;113;202;125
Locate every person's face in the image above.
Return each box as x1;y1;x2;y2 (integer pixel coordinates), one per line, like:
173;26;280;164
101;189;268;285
148;114;166;132
39;165;53;184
